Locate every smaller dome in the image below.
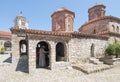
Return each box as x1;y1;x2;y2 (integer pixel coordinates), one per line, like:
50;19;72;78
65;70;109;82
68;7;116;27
14;12;29;29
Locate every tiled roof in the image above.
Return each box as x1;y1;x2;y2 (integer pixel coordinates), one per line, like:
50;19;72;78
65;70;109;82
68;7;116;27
10;28;109;39
95;31;110;35
10;28;72;37
51;7;75;17
81;16;120;28
0;30;11;39
72;31;109;39
95;31;120;37
27;29;72;37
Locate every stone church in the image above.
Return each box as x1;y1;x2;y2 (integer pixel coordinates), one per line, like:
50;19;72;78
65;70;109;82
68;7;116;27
10;4;120;73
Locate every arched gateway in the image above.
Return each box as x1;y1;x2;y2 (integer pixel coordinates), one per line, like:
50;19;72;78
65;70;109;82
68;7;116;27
36;41;50;68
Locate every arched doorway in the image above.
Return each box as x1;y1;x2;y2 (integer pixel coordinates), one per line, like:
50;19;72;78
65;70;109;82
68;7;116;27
36;41;49;68
19;40;27;56
91;43;95;57
17;40;28;73
56;42;65;61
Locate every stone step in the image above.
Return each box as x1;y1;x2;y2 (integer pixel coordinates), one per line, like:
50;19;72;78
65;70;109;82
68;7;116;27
73;64;113;74
89;57;103;65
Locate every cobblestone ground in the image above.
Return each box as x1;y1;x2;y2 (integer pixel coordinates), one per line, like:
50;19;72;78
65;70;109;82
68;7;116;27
0;54;120;82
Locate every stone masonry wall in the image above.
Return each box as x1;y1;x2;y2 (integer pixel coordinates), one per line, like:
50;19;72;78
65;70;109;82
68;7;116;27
108;36;120;44
28;34;70;71
12;33;26;64
108;19;120;33
69;37;108;64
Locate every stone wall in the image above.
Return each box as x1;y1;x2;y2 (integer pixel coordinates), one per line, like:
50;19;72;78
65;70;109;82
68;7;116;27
11;30;29;73
69;37;108;64
11;32;27;64
108;21;120;33
28;34;70;71
11;29;111;72
108;35;120;44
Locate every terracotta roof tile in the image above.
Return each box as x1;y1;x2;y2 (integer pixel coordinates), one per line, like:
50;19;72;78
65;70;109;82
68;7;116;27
81;16;120;29
72;31;109;39
95;31;109;35
10;28;109;39
0;30;11;39
11;28;72;37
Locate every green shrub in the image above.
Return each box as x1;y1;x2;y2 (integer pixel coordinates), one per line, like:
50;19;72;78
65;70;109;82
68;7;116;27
105;42;120;58
114;42;120;58
105;44;115;56
0;46;5;54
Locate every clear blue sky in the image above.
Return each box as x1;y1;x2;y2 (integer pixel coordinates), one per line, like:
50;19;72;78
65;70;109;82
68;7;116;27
0;0;120;31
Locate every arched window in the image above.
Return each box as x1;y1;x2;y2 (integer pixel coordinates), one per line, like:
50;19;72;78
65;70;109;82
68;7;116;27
93;29;96;34
56;42;65;61
112;25;115;32
91;43;95;57
117;26;119;33
19;40;27;56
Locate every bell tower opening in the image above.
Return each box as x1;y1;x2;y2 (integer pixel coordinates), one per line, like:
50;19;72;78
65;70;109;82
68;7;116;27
14;12;29;29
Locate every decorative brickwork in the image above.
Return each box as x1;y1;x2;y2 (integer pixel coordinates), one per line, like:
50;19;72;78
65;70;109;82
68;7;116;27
51;7;75;32
88;4;106;21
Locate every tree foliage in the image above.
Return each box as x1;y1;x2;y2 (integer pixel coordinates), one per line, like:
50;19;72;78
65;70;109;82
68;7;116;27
0;46;5;54
105;42;120;58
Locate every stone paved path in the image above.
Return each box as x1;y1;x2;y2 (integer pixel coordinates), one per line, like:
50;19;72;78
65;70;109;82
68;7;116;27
0;54;11;66
0;54;120;82
0;65;120;82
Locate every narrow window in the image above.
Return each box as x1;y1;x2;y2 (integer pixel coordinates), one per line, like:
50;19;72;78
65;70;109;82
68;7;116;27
56;42;65;61
112;25;115;32
93;29;96;34
117;26;119;33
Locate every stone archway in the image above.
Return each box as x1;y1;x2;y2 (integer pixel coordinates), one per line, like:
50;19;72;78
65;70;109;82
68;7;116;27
36;41;50;68
56;42;66;61
91;43;95;57
19;40;27;56
16;40;28;73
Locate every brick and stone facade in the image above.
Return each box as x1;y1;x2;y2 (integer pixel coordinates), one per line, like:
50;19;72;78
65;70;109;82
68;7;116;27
51;7;75;32
10;4;120;73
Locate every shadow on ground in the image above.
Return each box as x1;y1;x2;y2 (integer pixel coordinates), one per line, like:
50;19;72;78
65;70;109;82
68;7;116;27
3;56;12;63
16;55;29;73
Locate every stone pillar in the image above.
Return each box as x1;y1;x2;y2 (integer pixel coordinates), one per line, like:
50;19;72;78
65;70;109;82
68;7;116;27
49;41;56;69
66;43;69;62
12;34;20;65
28;40;36;73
